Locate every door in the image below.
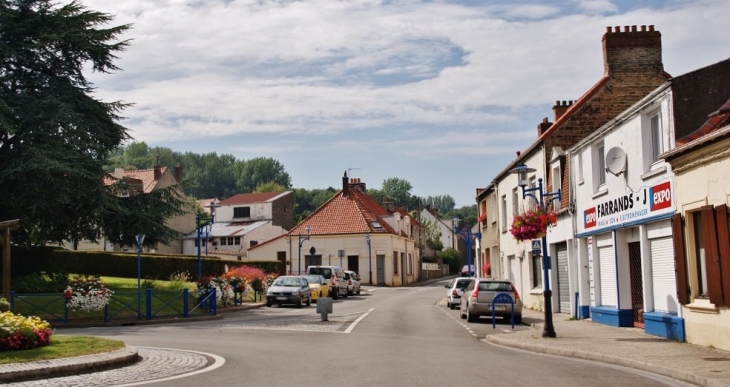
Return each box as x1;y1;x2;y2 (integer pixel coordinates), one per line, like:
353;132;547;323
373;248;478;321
277;251;287;275
305;255;322;269
347;256;359;273
628;242;644;327
556;243;570;314
376;255;385;285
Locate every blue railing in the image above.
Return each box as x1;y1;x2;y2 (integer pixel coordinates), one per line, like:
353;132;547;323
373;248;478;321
10;288;218;324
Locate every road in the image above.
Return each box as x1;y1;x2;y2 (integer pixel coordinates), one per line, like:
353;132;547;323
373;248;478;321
25;279;691;387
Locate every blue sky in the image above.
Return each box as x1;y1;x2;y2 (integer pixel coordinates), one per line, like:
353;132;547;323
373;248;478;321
84;0;730;207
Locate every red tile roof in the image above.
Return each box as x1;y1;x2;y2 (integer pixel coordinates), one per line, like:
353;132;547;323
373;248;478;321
290;187;395;236
103;167;168;193
219;192;286;205
676;98;730;146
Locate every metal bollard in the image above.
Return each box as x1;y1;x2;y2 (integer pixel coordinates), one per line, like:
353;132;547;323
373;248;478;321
316;297;333;321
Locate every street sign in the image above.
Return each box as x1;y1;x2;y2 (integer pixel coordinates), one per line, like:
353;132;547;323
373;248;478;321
309;246;316;255
531;239;541;255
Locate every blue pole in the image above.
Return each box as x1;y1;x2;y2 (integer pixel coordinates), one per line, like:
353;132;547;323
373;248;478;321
538;178;556;338
137;234;141;319
298;235;302;275
466;229;472;278
196;214;202;280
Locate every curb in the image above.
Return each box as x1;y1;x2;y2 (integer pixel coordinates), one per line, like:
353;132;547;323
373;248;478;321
484;335;723;387
0;346;139;384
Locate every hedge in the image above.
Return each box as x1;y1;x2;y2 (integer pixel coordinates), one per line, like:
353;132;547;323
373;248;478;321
1;247;282;281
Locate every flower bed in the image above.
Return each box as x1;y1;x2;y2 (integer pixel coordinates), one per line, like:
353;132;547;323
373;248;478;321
64;275;114;312
197;266;279;306
0;311;52;351
510;207;557;241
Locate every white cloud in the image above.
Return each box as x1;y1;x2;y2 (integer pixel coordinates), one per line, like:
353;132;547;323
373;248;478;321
78;0;730;206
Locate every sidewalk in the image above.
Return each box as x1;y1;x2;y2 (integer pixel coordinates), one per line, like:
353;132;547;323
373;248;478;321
486;308;730;387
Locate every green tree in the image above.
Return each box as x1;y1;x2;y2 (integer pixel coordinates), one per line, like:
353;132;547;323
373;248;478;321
235;157;291;193
0;0;130;244
380;177;412;207
254;181;287;193
0;1;185;248
439;248;461;274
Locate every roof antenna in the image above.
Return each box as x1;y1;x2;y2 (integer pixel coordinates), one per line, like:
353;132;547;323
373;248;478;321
348;167;361;175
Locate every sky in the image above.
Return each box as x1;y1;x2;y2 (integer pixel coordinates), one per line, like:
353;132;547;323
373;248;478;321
81;0;730;207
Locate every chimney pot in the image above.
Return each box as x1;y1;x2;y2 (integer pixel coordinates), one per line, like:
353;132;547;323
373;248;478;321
606;26;612;33
624;26;630;32
342;171;349;196
631;25;637;32
649;25;654;31
516;151;521;157
614;26;620;33
641;25;646;31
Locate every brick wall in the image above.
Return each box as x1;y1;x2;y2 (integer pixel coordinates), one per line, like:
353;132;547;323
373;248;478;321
271;192;295;230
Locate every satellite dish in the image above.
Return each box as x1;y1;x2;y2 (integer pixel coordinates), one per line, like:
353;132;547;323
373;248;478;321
605;147;627;176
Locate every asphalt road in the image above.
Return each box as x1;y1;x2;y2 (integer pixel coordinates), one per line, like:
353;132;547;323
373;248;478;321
50;280;690;387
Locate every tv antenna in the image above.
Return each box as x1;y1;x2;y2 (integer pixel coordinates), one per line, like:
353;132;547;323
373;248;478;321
348;167;361;175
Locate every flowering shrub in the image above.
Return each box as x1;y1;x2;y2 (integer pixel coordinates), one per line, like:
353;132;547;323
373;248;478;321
0;311;52;351
510;206;557;241
196;276;234;305
168;271;191;291
64;275;114;312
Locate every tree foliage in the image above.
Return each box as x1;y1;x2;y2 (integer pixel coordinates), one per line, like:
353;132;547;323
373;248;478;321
0;1;185;247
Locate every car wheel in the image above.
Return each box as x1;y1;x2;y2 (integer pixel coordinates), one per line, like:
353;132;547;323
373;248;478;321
449;302;455;310
266;302;272;307
514;315;522;325
306;296;311;307
348;289;353;296
297;297;303;308
467;307;477;323
356;289;360;295
460;307;466;319
332;289;338;300
447;301;451;308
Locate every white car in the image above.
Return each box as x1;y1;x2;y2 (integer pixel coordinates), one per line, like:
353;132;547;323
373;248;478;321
345;270;361;296
445;277;473;310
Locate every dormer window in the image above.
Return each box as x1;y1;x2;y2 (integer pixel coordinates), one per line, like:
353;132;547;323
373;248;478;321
371;221;382;229
233;207;250;218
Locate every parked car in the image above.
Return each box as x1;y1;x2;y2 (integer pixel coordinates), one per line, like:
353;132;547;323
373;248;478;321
302;274;329;302
306;266;348;299
344;270;361;295
445;277;472;310
266;276;312;308
459;278;522;324
460;265;475;277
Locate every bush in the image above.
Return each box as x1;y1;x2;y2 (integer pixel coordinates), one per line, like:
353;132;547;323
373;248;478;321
168;271;190;291
0;311;52;351
0;297;9;312
439;248;461;274
11;271;68;293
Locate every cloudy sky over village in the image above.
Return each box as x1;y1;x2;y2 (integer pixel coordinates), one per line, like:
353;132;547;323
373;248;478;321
83;0;730;207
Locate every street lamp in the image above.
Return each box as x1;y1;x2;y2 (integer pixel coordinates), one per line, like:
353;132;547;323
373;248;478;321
509;163;561;338
365;233;372;285
136;233;145;319
196;201;219;280
454;227;481;278
298;225;312;275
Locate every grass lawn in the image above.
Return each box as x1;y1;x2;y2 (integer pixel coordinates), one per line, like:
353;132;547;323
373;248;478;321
10;275;262;323
0;335;125;365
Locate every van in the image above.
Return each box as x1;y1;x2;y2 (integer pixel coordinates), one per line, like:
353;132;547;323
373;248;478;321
306;266;348;299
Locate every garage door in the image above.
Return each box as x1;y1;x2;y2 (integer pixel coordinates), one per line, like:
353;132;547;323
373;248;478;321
557;244;570;314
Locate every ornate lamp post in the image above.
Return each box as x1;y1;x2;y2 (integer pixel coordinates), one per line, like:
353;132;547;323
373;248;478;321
509;163;561;338
454;227;481;278
365;232;372;285
196;201;219;280
298;225;312;275
136;233;145;318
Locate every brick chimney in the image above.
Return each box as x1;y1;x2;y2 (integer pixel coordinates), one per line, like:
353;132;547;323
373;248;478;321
537;117;553;137
174;163;182;183
153;155;161;180
342;171;349;197
349;177;367;193
603;25;663;76
552;101;574;122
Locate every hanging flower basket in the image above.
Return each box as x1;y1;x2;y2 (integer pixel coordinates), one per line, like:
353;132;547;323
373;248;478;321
510;206;557;241
64;275;114;312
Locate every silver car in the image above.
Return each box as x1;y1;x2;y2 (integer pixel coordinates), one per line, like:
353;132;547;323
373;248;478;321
459;278;522;324
344;270;361;295
445;277;472;310
266;276;312;307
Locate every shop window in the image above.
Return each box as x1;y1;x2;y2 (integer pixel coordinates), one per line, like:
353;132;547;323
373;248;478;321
531;254;543;289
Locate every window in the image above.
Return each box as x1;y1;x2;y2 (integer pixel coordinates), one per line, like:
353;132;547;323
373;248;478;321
650;112;663;162
691;211;708;297
220;238;227;246
233;207;250;218
408;253;412;275
577;153;584;183
595;142;606;188
500;195;507;231
552;165;561;211
227;237;234;245
512;188;519;216
250;240;258;248
531;254;543;288
234;236;241;245
393;251;398;274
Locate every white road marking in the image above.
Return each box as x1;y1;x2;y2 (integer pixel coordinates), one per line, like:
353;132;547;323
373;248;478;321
344;308;374;333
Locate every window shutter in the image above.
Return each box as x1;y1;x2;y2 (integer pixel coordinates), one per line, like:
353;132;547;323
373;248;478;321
701;205;723;305
714;204;730;307
671;213;689;305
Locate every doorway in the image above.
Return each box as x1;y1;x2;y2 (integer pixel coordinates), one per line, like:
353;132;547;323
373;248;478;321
628;242;644;328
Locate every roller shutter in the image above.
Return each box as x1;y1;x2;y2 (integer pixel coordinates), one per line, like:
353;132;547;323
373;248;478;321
650;237;677;313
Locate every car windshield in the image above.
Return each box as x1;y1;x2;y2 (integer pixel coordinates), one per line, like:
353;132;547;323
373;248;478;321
455;279;471;289
304;276;322;284
309;268;332;279
274;277;303;287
